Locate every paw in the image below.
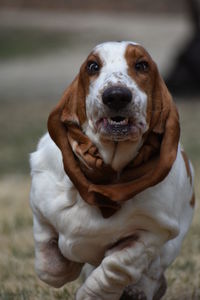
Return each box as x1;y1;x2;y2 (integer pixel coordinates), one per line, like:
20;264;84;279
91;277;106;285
75;287;102;300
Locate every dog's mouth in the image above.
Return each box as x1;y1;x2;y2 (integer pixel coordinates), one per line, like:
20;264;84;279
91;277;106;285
96;116;144;141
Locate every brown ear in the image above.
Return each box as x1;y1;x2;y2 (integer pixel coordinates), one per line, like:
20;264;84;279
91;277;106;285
48;77;92;202
150;72;174;134
88;73;180;202
59;77;80;126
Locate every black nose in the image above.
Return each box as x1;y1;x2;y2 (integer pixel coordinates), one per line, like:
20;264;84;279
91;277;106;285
102;86;132;111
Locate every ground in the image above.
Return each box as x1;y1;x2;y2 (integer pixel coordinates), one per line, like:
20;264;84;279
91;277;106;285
0;9;199;300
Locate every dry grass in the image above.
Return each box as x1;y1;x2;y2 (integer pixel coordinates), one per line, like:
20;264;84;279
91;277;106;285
0;176;79;300
0;100;199;299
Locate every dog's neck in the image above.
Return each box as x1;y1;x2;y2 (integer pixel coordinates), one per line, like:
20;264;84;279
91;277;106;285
84;124;143;172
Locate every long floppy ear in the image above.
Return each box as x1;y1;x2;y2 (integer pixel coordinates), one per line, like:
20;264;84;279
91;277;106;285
48;77;92;201
150;70;175;134
88;70;180;202
59;77;80;126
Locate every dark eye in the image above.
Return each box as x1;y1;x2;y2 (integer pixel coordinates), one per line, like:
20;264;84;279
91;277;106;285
135;61;149;72
87;61;100;75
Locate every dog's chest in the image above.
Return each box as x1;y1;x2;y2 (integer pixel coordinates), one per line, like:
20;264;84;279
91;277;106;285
53;189;173;266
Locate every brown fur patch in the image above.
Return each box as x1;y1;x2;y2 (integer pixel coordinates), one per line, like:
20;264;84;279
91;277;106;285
60;51;103;127
124;44;154;129
181;150;192;185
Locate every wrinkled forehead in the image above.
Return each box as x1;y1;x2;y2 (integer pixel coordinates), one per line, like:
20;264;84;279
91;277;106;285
93;41;138;70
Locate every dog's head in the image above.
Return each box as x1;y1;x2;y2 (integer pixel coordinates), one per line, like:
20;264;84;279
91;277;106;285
60;42;168;140
48;42;180;212
84;41;151;143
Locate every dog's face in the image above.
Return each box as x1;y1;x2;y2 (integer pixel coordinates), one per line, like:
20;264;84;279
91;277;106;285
48;40;179;192
80;42;157;142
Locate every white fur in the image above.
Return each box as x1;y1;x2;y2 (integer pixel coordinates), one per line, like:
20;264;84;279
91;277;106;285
84;42;148;171
30;42;194;299
30;133;194;299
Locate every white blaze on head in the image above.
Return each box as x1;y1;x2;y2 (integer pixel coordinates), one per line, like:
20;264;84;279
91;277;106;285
91;41;140;93
85;41;148;138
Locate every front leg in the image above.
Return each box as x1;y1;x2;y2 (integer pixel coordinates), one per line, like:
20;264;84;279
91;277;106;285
76;232;167;300
33;215;83;288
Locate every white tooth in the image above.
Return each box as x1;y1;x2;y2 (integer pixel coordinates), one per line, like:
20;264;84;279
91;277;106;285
107;118;129;125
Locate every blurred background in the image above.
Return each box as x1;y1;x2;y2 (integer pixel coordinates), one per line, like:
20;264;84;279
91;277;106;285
0;1;199;299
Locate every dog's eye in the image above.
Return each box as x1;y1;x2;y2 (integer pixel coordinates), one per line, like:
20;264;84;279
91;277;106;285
87;61;100;75
135;61;149;72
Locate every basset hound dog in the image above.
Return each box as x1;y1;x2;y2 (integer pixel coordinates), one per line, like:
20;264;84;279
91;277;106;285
30;41;195;300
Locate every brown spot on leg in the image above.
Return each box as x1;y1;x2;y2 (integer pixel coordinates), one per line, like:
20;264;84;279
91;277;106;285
181;150;192;185
43;238;70;277
190;193;195;208
36;237;83;287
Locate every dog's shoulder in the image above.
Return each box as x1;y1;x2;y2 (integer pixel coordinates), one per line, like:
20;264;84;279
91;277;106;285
30;133;78;215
